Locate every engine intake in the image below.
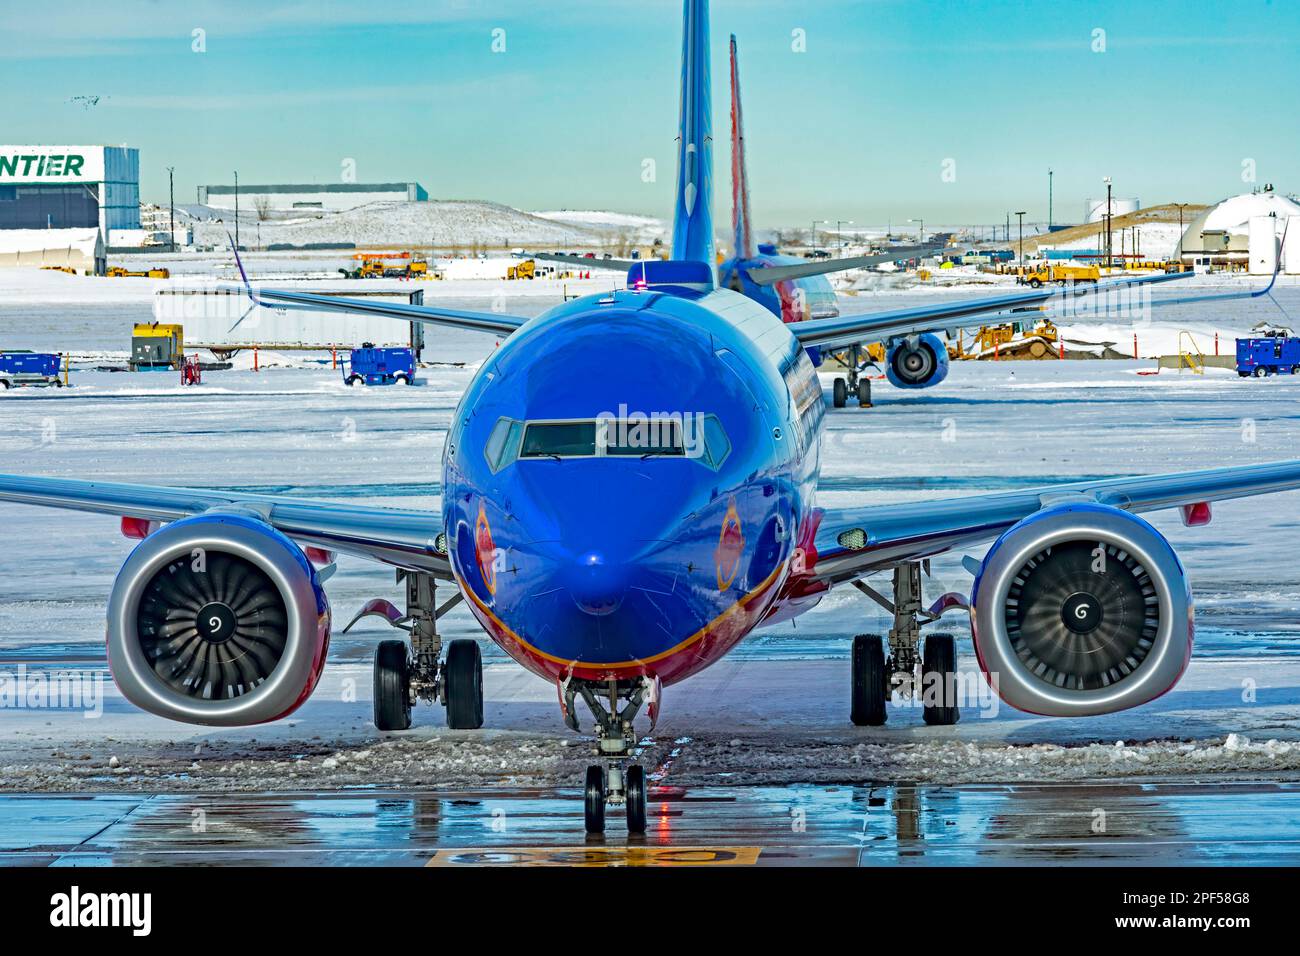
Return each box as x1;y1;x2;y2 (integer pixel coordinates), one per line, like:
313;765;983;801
885;333;950;389
970;503;1191;716
107;513;331;725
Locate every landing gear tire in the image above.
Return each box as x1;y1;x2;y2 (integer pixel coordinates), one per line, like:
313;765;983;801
851;633;888;726
833;377;848;408
444;639;484;729
922;632;960;726
584;765;606;834
373;640;412;731
625;764;647;834
857;378;872;407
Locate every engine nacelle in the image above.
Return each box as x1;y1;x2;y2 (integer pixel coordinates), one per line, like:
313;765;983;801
885;333;950;389
970;503;1192;717
106;513;331;726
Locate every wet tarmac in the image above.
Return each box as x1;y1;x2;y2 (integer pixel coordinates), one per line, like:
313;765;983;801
4;781;1299;866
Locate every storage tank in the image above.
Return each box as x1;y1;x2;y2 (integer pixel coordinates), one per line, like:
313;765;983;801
1085;197;1140;223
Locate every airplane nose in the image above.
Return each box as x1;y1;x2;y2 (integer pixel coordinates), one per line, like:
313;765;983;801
567;551;628;617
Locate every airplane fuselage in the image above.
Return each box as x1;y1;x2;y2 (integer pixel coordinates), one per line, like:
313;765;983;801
443;286;825;686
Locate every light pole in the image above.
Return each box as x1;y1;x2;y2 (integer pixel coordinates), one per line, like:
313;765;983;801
1173;202;1189;266
908;217;924;243
1048;168;1053;231
810;219;827;249
836;219;854;249
1102;176;1112;271
167;166;175;253
1015;211;1027;265
234;170;240;251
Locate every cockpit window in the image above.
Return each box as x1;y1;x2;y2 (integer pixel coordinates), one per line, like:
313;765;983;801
604;419;684;457
487;417;728;468
700;414;731;469
521;421;597;458
484;417;525;472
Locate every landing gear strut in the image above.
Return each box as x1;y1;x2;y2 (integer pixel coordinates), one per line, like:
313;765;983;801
832;344;873;408
564;678;650;834
850;561;961;726
353;571;483;731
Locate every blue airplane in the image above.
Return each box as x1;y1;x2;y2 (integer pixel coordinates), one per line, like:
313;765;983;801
526;33;948;406
1;0;1297;835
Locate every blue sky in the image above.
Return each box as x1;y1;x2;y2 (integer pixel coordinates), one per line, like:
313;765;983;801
2;0;1296;227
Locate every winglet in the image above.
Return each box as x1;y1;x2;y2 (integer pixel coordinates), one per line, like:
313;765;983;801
226;229;257;304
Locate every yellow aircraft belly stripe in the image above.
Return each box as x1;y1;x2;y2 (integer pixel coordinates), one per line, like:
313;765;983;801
457;558;788;670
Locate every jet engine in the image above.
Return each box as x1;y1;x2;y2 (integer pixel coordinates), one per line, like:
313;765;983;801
885;333;950;389
969;503;1192;717
106;513;331;726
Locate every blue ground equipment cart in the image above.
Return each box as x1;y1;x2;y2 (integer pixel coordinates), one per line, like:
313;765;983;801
0;351;63;389
1236;328;1300;377
344;344;415;386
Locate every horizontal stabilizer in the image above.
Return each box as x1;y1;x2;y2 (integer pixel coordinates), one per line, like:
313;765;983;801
746;244;947;286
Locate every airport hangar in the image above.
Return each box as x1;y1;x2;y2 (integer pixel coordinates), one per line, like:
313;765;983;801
0;144;140;274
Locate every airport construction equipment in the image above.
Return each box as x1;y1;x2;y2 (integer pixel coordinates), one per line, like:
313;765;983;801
339;253;433;280
1018;263;1100;287
507;259;536;280
108;266;171;279
130;323;184;371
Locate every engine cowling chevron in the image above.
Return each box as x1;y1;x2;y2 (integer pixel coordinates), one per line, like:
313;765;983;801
969;503;1192;717
106;513;331;726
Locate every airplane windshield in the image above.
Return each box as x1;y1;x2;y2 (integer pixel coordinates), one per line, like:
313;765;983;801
499;418;720;466
521;422;597;458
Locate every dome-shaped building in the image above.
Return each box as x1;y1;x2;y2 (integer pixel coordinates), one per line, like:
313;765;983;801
1178;186;1300;271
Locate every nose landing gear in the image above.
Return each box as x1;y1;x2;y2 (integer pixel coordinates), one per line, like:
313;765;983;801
566;678;650;834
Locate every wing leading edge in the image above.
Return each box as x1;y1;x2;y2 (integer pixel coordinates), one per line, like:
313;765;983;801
0;474;451;579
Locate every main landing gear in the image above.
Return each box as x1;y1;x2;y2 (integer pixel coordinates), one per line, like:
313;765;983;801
563;678;651;835
347;570;484;731
832;343;873;409
849;561;962;727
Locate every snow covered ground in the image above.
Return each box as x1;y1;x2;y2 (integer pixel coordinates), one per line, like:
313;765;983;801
4;270;1300;792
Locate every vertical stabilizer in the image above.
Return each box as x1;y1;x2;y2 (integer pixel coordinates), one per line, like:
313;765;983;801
670;0;715;270
729;34;755;262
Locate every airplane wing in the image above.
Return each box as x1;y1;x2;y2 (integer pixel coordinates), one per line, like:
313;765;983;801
792;271;1192;352
233;286;526;337
221;239;527;336
811;458;1300;586
744;246;946;287
521;252;635;272
0;474;452;579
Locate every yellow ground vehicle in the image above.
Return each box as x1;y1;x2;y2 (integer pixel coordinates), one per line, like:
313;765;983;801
1020;263;1099;287
342;253;432;279
507;260;537;281
108;266;171;279
130;323;184;370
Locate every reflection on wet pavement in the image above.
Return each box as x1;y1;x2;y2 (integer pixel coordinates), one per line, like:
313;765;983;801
4;781;1299;866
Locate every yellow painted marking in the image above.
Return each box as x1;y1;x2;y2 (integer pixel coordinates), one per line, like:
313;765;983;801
426;846;763;867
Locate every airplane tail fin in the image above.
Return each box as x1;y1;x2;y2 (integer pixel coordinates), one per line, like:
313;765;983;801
670;0;715;269
729;34;755;262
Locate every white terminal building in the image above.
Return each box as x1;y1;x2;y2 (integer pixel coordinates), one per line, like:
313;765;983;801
196;182;428;214
0;144;140;272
